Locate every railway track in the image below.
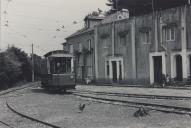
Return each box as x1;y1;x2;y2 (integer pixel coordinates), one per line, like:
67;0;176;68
0;84;34;97
72;90;191;115
2;83;191;127
0;83;62;128
0;120;14;128
73;90;191;100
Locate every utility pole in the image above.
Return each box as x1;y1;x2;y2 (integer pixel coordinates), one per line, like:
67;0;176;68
151;0;155;14
116;0;118;11
32;43;34;82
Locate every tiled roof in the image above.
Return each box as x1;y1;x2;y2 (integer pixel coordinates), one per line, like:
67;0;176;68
66;27;94;39
84;16;104;21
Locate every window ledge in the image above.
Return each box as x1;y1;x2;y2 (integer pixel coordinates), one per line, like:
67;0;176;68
142;43;151;45
164;40;176;43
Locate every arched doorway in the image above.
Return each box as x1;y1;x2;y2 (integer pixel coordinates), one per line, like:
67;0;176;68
176;55;183;81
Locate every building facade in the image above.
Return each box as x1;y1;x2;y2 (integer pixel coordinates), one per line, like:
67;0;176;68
65;4;191;85
64;22;96;83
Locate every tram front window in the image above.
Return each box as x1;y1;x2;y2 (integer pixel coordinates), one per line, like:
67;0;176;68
50;57;72;74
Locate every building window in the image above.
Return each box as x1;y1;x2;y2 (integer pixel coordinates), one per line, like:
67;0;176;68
87;66;93;77
106;61;110;76
163;27;176;41
140;32;150;44
119;61;122;81
69;44;73;53
103;38;108;49
78;42;82;52
77;67;82;77
120;36;126;46
88;39;91;51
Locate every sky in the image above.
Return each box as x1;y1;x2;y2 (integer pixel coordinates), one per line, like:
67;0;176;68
1;0;109;56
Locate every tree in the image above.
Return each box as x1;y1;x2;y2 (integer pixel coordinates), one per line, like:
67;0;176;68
0;52;22;89
33;54;44;80
0;46;33;89
105;0;118;16
7;46;32;81
106;0;188;16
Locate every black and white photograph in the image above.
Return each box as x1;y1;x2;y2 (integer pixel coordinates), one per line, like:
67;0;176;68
0;0;191;127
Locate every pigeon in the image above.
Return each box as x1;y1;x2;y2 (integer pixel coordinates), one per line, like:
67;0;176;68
73;21;77;24
56;29;60;31
133;107;150;117
78;103;86;112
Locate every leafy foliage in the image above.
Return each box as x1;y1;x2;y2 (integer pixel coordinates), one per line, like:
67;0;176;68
33;54;44;80
7;46;32;81
105;0;118;16
0;46;32;89
107;0;188;16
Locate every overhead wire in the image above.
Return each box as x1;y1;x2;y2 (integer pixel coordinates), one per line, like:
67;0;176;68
2;0;85;55
3;16;82;34
5;12;63;22
2;1;83;39
4;30;49;55
3;22;65;32
9;0;65;10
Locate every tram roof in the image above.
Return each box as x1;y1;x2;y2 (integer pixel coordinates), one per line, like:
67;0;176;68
44;50;73;58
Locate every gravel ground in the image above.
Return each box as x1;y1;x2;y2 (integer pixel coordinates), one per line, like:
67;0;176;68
0;89;52;128
7;87;191;128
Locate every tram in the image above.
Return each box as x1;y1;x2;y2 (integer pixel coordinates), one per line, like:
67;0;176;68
41;50;76;91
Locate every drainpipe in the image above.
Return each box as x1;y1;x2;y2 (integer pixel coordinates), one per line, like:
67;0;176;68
131;18;137;79
112;21;115;56
181;7;188;80
154;13;159;52
159;16;167;53
94;26;99;81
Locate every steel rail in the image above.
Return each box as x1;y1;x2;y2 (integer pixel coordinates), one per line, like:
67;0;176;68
0;83;36;128
0;120;15;128
6;101;62;128
0;83;35;97
73;91;191;115
73;90;191;100
0;82;62;128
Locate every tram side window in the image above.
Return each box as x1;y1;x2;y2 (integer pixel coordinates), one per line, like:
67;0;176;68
50;58;72;74
66;59;71;73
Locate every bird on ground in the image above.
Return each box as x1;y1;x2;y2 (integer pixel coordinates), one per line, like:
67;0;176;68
133;107;150;117
78;103;86;112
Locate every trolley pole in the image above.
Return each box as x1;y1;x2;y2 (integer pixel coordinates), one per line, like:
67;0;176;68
32;43;35;82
